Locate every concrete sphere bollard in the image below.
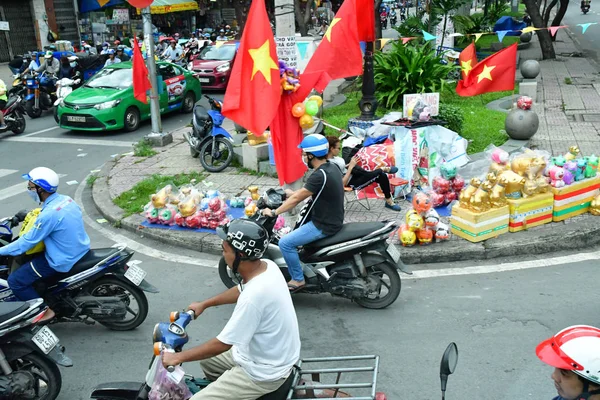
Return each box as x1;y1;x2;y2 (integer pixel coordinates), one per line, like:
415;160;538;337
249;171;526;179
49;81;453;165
520;32;532;43
521;59;541;79
505;108;539;140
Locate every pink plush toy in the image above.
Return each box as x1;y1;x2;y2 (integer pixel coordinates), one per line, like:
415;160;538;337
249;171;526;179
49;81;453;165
145;204;160;224
274;215;286;231
158;204;177;225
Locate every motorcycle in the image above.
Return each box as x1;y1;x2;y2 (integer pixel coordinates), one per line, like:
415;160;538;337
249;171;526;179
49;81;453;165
390;12;398;26
1;93;27;134
582;3;590;13
183;94;234;173
90;310;459;399
218;189;408;309
0;212;158;331
0;298;72;399
24;71;56;119
8;74;26;101
53;72;82;123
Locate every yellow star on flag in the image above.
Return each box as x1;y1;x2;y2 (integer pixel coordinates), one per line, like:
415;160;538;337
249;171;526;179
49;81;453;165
97;0;110;6
248;40;278;85
325;18;342;42
461;59;473;76
477;64;496;84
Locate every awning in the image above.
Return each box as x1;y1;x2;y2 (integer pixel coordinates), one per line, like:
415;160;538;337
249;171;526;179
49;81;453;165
148;0;198;14
79;0;125;13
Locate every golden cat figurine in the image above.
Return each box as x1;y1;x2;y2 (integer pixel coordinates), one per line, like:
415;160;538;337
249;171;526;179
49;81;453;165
459;178;482;209
470;181;494;212
490;175;508;207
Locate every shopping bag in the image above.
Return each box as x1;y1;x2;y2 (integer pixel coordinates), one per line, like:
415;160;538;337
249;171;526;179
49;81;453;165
148;356;193;400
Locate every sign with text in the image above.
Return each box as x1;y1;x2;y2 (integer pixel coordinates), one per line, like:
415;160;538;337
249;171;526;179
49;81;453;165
275;36;297;69
0;21;9;31
402;92;440;118
112;9;129;23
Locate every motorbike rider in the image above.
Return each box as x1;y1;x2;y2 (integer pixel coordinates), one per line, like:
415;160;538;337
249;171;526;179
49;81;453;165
3;167;90;321
100;42;110;55
581;0;591;9
262;134;344;292
0;78;7;130
216;29;228;41
164;40;183;64
8;54;26;75
162;219;300;399
36;51;60;75
327;136;401;211
537;325;600;400
116;45;130;62
104;49;121;67
20;52;40;76
57;56;75;79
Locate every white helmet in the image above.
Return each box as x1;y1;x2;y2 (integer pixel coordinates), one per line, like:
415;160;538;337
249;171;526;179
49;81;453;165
537;325;600;386
22;167;59;193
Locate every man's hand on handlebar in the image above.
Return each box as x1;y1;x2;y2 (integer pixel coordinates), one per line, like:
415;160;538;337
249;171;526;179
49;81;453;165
161;350;180;368
262;208;275;217
187;301;207;319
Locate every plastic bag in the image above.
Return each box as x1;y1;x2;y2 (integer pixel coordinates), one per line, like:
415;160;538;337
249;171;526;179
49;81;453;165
19;208;45;255
148;356;192;400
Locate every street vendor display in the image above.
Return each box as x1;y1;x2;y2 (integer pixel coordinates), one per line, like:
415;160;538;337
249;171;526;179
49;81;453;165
398;192;450;246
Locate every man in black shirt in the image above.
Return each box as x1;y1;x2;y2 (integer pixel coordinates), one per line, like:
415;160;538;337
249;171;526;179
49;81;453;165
262;134;344;292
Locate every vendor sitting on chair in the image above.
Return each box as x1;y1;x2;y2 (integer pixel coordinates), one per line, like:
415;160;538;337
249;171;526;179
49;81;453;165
326;136;401;211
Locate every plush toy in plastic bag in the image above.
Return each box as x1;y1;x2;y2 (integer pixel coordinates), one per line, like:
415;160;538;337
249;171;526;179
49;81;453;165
148;355;192;400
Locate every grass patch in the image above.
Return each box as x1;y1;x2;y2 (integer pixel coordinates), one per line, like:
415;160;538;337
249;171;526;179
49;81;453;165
133;139;157;158
564;77;573;85
472;35;520;51
86;174;98;187
113;172;205;217
322;84;516;154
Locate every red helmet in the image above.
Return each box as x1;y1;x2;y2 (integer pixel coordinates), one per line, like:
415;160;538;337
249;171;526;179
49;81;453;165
536;325;600;385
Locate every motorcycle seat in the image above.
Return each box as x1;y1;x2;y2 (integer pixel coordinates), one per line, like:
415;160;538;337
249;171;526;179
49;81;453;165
257;373;294;400
194;106;210;122
5;96;17;109
304;221;388;249
0;302;29;324
45;248;119;284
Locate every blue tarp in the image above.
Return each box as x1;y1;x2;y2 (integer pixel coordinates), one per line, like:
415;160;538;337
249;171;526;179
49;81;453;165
493;16;526;36
79;0;125;13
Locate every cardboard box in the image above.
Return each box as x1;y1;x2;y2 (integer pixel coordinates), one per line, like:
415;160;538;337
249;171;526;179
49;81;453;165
507;192;553;232
551;177;600;222
450;204;509;243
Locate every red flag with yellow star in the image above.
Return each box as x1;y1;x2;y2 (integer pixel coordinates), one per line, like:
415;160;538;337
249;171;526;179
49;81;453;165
456;43;517;97
221;0;280;134
302;0;363;92
459;42;477;81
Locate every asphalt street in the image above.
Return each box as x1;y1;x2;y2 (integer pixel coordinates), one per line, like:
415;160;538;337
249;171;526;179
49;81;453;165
563;0;600;62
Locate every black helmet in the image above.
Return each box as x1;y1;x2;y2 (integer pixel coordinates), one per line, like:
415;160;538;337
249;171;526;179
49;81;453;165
217;219;269;261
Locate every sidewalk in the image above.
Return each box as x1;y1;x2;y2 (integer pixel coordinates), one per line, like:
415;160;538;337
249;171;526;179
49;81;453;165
92;35;600;265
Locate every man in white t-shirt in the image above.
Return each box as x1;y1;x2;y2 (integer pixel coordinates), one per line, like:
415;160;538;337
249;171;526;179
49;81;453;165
162;219;301;399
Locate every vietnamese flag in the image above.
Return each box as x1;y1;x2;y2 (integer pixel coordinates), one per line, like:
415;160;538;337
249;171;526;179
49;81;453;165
132;38;151;104
459;42;477;81
356;0;375;42
221;0;280;134
456;43;517;97
302;0;363;92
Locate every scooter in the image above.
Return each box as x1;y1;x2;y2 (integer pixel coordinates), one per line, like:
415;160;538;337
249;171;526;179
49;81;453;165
8;74;26;101
90;309;459;399
0;212;158;331
183;94;234;172
1;93;26;134
0;298;72;399
218;189;409;309
24;71;56;119
53;71;81;123
582;3;590;13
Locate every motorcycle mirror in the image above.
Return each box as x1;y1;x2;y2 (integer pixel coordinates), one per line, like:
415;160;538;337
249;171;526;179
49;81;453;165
440;342;458;400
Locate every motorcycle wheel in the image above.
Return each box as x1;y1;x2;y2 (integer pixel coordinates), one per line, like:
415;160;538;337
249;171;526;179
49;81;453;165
354;261;401;309
9;351;62;400
199;137;234;173
25;101;42;119
11;111;26;134
219;257;239;289
87;276;149;331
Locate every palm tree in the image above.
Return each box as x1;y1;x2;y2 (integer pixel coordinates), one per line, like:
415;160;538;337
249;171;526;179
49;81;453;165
430;0;468;49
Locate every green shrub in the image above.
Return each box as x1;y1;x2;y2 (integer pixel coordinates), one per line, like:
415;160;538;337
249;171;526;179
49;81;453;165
437;103;464;133
374;42;454;110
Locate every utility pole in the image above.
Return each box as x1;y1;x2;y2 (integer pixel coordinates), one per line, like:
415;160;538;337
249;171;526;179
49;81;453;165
141;7;172;146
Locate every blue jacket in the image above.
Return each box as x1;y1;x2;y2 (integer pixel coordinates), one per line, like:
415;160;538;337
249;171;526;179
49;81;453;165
0;193;90;272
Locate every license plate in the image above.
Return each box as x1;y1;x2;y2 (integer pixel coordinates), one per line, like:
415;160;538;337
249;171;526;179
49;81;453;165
198;78;210;83
27;80;35;85
386;243;401;263
124;264;147;286
67;116;86;122
32;326;59;354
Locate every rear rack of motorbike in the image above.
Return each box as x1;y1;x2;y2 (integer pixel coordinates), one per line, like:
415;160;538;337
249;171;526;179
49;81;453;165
287;355;380;399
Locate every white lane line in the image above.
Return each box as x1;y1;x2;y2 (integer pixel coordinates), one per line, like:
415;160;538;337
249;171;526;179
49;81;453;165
4;137;133;148
75;173;221;269
410;250;600;279
0;182;27;201
22;126;60;137
0;169;18;179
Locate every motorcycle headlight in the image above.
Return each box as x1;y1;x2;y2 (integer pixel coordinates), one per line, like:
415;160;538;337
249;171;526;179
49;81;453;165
216;62;230;73
94;99;121;110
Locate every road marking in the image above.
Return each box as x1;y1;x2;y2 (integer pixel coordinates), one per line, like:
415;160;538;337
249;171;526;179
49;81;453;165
0;169;18;179
4;137;133;148
75;174;221;269
22;126;60;137
0;182;28;201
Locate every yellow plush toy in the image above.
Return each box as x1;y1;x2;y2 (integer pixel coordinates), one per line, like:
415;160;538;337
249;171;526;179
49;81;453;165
19;209;45;255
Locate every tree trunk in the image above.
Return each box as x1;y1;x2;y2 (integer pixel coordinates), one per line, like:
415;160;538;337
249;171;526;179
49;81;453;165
294;0;314;36
234;1;247;38
523;0;556;59
440;13;448;50
375;0;383;38
542;0;558;25
550;0;569;41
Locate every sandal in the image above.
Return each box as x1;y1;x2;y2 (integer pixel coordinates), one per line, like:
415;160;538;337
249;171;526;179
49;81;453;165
288;283;306;293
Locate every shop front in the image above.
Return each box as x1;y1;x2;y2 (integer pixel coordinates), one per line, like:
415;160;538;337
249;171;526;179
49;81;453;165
78;0;143;48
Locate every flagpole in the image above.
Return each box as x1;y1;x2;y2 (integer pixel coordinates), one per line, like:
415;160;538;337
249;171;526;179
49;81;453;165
358;40;378;120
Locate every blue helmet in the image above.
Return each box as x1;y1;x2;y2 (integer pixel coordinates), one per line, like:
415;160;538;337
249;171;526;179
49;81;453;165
298;134;329;157
23;167;59;193
107;49;115;55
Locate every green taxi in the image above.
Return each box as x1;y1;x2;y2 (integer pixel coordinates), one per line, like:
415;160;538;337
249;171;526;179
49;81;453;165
57;61;202;132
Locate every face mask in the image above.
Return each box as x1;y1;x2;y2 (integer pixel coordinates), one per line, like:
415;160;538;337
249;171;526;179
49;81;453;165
28;189;40;204
70;62;77;68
